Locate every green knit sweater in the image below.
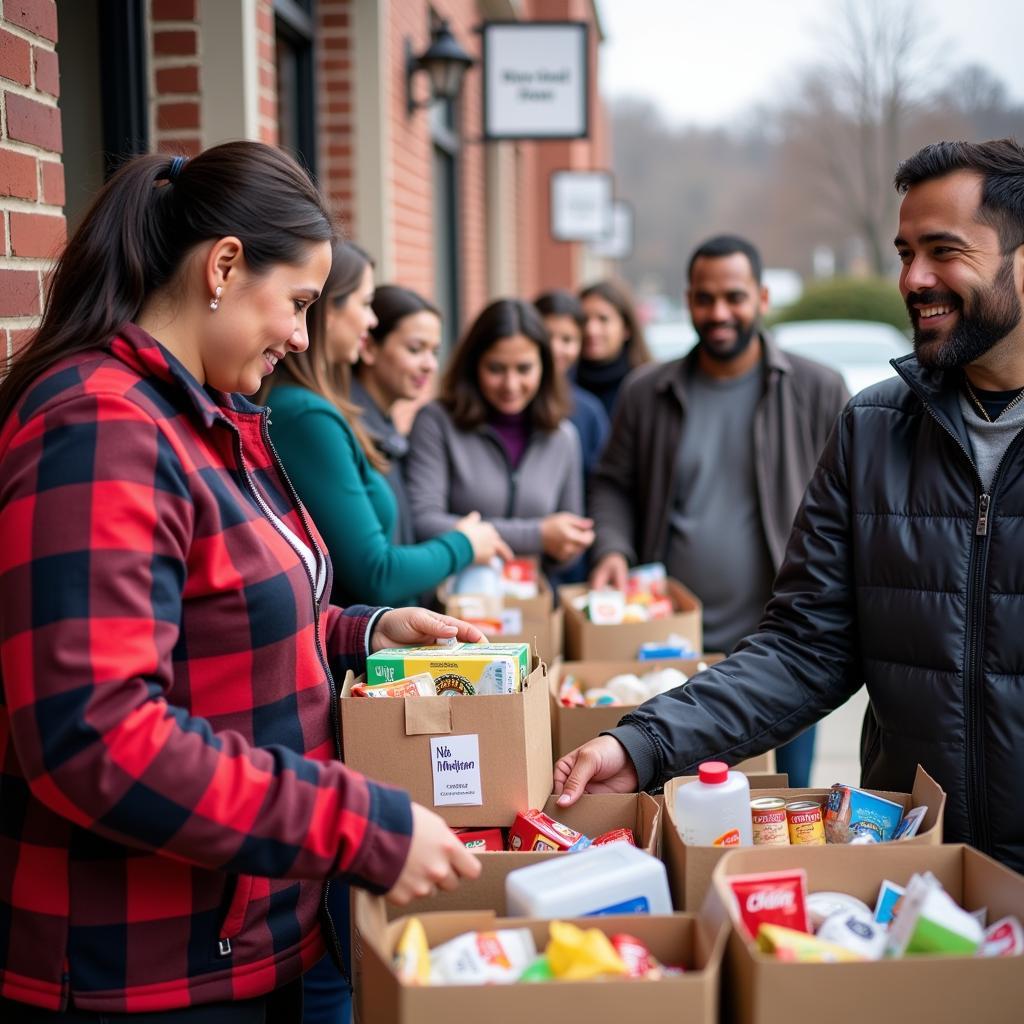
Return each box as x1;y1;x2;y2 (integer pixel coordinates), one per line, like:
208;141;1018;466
266;384;472;606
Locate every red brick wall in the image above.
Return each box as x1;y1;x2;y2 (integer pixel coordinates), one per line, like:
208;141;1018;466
0;0;65;359
317;0;354;231
256;0;277;145
150;0;202;155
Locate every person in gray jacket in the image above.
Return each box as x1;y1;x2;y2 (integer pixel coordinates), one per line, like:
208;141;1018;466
589;235;849;785
407;298;594;571
554;139;1024;873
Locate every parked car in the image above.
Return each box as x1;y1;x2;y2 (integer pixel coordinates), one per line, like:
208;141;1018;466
773;319;912;396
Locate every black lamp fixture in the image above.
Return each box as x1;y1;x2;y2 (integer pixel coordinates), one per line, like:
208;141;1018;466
405;19;475;116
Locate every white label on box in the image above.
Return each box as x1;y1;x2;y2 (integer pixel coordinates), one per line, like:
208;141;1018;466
430;734;483;806
500;607;523;634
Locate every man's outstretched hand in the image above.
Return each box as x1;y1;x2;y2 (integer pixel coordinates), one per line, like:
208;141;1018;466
553;735;640;807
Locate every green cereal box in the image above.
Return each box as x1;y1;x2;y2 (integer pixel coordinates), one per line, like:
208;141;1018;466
366;642;531;696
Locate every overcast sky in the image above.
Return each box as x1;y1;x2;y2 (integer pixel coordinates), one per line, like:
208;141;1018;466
599;0;1024;128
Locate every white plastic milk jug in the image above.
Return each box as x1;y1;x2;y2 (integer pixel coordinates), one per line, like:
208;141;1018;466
673;761;753;846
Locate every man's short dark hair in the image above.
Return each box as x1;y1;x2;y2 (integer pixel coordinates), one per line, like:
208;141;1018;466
894;138;1024;253
687;234;763;285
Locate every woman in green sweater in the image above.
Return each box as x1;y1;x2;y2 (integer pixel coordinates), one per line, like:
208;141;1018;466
261;240;509;609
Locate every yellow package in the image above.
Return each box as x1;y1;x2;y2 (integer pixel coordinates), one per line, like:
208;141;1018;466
545;921;628;980
366;642;530;696
756;923;865;963
393;918;430;985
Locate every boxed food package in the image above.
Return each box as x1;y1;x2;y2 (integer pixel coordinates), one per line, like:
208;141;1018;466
339;656;552;827
352;893;725;1024
663;765;946;911
559;580;702;661
367;641;531;695
708;843;1024;1024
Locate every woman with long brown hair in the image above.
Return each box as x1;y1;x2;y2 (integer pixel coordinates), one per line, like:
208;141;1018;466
0;142;481;1022
260;242;509;610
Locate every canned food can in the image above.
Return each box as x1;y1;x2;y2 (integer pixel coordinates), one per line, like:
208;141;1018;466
786;800;827;846
751;797;790;846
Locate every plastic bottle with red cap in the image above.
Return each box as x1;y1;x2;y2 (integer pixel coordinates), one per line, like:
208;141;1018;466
673;760;753;847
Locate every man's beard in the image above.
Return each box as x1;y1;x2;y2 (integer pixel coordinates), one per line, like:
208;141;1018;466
697;319;758;363
910;256;1021;370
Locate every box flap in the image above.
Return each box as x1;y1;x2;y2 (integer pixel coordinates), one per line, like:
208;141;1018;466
404;696;453;736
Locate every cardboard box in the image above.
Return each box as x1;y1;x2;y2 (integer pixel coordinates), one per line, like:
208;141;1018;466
353;892;725;1024
559;579;703;660
441;574;563;666
339;658;552;827
709;842;1024;1024
548;659;774;774
663;765;946;911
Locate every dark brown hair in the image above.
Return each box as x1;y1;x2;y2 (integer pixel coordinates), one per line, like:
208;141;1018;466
262;239;387;472
439;298;568;432
579;279;652;368
0;141;335;427
534;288;584;329
366;284;441;344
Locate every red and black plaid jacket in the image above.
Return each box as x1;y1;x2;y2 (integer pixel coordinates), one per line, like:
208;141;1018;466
0;324;413;1013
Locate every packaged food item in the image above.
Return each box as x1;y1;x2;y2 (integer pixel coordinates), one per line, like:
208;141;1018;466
891;804;928;840
637;637;698;660
545;921;628;980
885;871;985;957
583;687;618;707
591;827;637;847
873;879;905;925
817;909;888;959
673;762;753;847
502;558;539;599
507;809;591;852
588;589;625;624
622;604;650;624
351;673;436;698
823;784;904;843
756;924;865;963
366;642;530;696
393;918;430;985
979;916;1024;957
519;956;554;982
751;797;789;846
849;831;880;845
605;673;648;705
610;933;661;978
724;868;810;940
786;800;826;846
646;597;674;620
626;562;668;600
557;675;586;707
808;891;873;931
453;827;505;852
505;843;673;917
429;928;537;985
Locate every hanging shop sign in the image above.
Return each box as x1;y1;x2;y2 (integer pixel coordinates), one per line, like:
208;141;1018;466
482;21;589;140
550;169;614;242
588;200;634;260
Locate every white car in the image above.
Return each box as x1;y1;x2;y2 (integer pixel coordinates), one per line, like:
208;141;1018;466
773;319;912;397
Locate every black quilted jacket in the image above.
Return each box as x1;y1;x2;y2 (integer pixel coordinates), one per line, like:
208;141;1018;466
612;353;1024;873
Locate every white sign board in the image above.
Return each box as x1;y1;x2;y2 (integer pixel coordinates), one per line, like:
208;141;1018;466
430;734;483;806
588;200;634;260
550;170;614;242
483;22;589;140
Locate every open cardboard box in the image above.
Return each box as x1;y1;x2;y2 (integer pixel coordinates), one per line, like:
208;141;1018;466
548;659;777;778
558;579;703;661
663;765;946;910
353;892;726;1024
339;656;553;827
441;572;563;665
708;842;1024;1024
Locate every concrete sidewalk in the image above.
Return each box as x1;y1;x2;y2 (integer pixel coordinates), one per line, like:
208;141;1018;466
809;687;869;788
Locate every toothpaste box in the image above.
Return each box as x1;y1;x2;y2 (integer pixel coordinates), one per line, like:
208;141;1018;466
366;642;531;696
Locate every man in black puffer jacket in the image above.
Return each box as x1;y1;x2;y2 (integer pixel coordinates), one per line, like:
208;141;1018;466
553;137;1024;874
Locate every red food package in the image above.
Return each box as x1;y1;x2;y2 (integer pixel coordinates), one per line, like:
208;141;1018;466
611;934;657;978
507;809;591;852
591;827;637;847
725;869;810;940
452;827;505;852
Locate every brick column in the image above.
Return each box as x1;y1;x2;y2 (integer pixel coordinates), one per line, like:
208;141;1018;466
0;0;66;359
255;0;276;144
150;0;202;155
317;0;354;229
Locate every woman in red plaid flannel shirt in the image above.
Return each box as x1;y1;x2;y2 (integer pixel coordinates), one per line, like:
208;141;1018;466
0;142;480;1022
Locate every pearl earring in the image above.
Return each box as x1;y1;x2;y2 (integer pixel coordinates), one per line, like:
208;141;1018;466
210;286;222;312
